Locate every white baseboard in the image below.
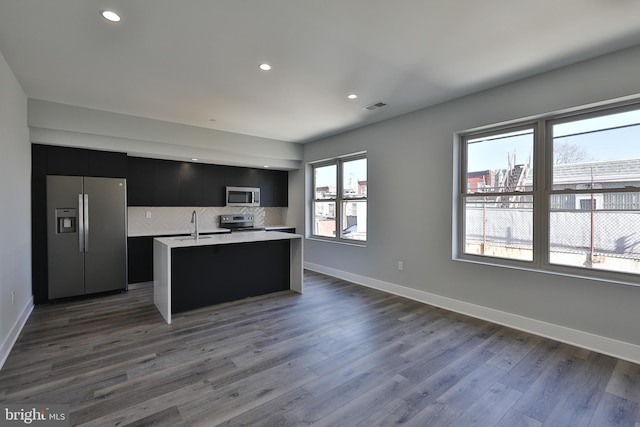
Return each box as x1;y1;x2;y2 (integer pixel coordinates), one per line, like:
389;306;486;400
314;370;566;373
0;296;34;370
304;262;640;365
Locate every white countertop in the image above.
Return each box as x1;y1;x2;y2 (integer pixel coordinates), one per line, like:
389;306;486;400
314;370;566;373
154;230;302;248
265;225;295;230
130;226;294;237
129;228;231;237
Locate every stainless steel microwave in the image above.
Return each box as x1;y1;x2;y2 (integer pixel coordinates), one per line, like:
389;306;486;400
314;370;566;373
226;186;261;207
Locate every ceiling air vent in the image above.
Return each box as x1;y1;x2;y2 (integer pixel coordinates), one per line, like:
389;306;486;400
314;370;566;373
362;101;387;111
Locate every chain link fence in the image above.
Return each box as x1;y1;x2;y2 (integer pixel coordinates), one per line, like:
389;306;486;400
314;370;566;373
465;203;640;272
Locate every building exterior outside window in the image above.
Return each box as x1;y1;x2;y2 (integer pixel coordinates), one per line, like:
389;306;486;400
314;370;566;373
311;154;367;243
458;102;640;283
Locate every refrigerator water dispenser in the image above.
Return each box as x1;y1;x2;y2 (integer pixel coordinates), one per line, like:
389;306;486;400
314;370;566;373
55;208;77;233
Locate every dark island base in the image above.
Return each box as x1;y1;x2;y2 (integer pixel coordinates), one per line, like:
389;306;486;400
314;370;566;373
170;239;290;314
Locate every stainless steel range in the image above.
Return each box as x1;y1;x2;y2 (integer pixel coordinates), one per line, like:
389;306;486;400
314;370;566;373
220;214;265;232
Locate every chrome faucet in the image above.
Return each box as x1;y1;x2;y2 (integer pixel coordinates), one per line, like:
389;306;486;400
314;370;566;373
191;210;199;239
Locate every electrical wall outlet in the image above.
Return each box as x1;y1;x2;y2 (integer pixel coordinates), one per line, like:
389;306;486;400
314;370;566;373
397;261;404;271
145;211;152;219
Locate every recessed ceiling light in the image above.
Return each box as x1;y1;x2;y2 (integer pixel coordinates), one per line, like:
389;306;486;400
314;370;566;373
191;158;199;161
263;165;270;168
347;94;358;99
101;10;121;22
259;63;272;71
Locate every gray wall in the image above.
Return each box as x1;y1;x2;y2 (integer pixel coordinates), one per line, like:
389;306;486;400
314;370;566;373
0;49;32;368
295;44;640;356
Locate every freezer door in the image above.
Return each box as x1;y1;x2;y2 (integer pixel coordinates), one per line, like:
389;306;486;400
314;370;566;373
83;177;127;294
47;176;85;299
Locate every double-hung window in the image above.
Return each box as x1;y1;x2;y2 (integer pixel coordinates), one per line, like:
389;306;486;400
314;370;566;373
547;107;640;275
461;125;536;262
311;154;367;243
458;102;640;283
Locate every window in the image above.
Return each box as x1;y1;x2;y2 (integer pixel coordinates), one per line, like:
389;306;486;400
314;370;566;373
462;127;535;261
311;154;367;243
459;102;640;282
548;107;640;274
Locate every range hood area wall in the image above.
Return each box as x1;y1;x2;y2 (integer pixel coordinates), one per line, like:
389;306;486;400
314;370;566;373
27;100;303;171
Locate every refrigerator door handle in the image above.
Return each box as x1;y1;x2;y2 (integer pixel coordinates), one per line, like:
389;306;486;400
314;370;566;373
84;193;90;252
78;194;85;252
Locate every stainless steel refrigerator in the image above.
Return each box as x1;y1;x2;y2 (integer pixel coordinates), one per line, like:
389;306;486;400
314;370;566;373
46;175;127;299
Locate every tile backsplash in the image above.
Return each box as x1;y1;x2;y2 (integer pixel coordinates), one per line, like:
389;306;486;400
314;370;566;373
128;206;284;237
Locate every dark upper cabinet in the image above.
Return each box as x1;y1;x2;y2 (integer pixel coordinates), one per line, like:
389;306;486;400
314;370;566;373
199;164;226;206
224;165;260;187
178;162;199;206
45;145;127;178
127;157;155;206
154;159;181;206
179;162;227;207
46;146;89;176
244;168;261;187
259;169;289;207
178;162;204;206
32;144;48;179
258;169;274;207
225;166;288;207
126;157;287;207
88;150;127;178
274;170;289;207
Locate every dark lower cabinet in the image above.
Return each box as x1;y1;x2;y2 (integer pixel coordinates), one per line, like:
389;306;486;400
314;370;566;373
128;237;154;284
170;240;290;313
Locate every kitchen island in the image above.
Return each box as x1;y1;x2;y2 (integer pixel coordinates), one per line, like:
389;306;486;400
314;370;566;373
153;231;303;324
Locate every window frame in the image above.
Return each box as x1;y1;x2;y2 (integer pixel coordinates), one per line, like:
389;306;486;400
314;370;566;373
310;153;367;245
459;122;540;267
456;100;640;286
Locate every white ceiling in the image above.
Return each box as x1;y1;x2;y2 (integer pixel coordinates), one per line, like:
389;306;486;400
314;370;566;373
1;1;640;144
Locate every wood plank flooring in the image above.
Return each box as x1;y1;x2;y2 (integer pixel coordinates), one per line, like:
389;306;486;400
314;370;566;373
2;270;640;426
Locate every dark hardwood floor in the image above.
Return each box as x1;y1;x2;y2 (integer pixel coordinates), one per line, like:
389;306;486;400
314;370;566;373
2;270;640;426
